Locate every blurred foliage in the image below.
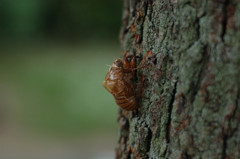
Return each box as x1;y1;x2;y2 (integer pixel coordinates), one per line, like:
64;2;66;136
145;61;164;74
0;2;121;158
1;41;120;136
0;0;122;41
0;0;122;138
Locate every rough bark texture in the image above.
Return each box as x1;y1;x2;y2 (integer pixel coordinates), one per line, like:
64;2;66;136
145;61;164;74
115;0;240;158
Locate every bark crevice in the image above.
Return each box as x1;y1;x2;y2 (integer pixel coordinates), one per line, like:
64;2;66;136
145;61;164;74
146;127;152;156
221;132;227;159
166;79;178;144
221;0;230;42
190;44;209;104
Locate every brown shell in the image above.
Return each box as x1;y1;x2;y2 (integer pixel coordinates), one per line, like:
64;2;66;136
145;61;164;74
102;58;138;110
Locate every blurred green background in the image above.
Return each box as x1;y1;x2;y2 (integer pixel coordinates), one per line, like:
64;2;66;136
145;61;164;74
0;0;122;41
0;0;122;158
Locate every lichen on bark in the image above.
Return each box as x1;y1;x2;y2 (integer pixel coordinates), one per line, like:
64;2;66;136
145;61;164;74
116;0;240;159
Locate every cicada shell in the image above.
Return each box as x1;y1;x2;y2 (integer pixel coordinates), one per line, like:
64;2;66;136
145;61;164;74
102;57;138;110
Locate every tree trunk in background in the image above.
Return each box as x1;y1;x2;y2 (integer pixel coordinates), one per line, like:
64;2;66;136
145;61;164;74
115;0;240;158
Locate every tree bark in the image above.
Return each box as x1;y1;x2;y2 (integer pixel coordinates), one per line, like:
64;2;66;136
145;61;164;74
115;0;240;158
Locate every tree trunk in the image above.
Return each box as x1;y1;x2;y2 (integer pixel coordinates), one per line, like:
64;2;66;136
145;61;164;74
115;0;240;158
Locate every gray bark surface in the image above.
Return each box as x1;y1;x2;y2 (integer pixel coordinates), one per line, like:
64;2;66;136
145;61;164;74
115;0;240;159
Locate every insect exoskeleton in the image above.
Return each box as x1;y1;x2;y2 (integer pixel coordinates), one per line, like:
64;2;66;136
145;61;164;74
102;56;139;111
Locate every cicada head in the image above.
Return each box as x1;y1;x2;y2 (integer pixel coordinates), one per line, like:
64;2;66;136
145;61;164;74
111;58;123;69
